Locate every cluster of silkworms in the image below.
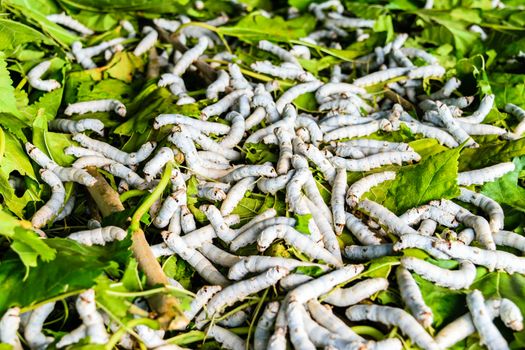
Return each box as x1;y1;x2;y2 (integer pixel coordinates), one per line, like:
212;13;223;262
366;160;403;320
3;1;525;349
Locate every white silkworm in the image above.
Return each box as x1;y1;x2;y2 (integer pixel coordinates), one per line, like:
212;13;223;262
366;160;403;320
27;60;61;91
76;289;108;344
294;138;336;183
315;83;367;103
458;187;504;232
198;242;240;267
135;324;165;348
73;134;155;165
401;256;476;290
201;204;237;242
457;162;515;186
326;13;375;28
26;142;96;186
322;277;389;307
296;115;323;146
143;147;174;182
393;234;450;260
49;118;104;136
32;169;66;229
399;205;458;228
499;299;523;331
168;207;182;235
105;161;147;189
172;37;209;76
228;256;327;280
344;244;394;261
54;195;75;222
163;231;229;286
358;199;418;236
345;212;382;245
345;305;439;350
346;171;396;208
252;84;279;122
493;230;525;252
441;96;475;108
391;120;459;148
206;70;230;100
180;205;196;233
275;81;322;113
155;114;230;135
56;325;87;348
24;302;55;349
257;171;294;194
434;299;501;349
254;301;280;350
154;192;183;228
426;77;461;99
198;151;230;166
391;49;414;67
334;138;410;157
197;184;227;201
246;104;297;143
220;112;245;148
120;19;135;37
229;63;252;91
47;12;94;35
323;120;392;142
67;226;127;246
319;98;361;115
400;48;439;65
279;274;314;290
467;290;509;350
275;128;293;175
205;325;245;350
180;285;222;326
258;40;301;67
434;102;477;147
133;26;158;56
332;151;420;171
220;163;276;183
408;64;445;79
307;299;363;342
217;310;249;327
504;103;525;135
396;266;433;328
457;122;509;136
353;67;409;87
331;168;347;234
251;61;313;82
153;18;180;32
65;99;126;117
0;307;21;350
257;224;342;266
201;89;252;119
459;94;495;124
434;239;525;274
220;176;256;215
196;267;289;327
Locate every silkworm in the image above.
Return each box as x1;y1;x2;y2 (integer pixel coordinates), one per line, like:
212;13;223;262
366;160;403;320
344;244;395;261
155;114;231;134
319;98;362;115
458;94;495;124
135;324;165;348
143;147;174;182
133;26;158;56
458;187;504;232
217;310;249;327
76;289;108;344
246;104;297;143
168;207;182;235
467;290;509;350
493;230;525;252
399;205;458;228
27;60;61;91
322;277;389;306
499;299;523;331
219;111;245;148
258;40;301;67
49;118;104;136
441;96;474;108
229;63;252;91
197;183;227;201
163;231;229;286
296;115;323;145
345;212;382;245
196;267;289;327
456;122;508;136
220;176;256;215
457;162;515;186
254;301;280;350
273;128;292;175
332;150;420;172
407;64;445;79
279;274;314;290
172;37;209;76
257;224;342;266
434;299;501;349
47;12;94;35
206;70;230;100
293;137;336;182
205;325;245;350
65;99;126;117
251;61;313;82
201;89;252;119
153;191;183;228
54;195;75;222
228;256;327;280
180;205;197;233
396;266;434;328
393;234;450;260
32;169;66;229
353;67;409;87
220;163;276;183
325;13;375;28
286;300;316;350
24;302;55;349
103;161;147;189
257;171;294;194
504;103;525;135
67;226;127;246
198;242;241;267
426;77;461;99
251;84;279;122
56;325;87;348
323;119;392;142
400;48;439;65
358;199;418;236
434;101;477;147
120;19;135;38
345;305;439;350
235;208;277;235
200;204;237;242
307;299;363;342
330;168;347;234
275;81;322;113
178;285;223;327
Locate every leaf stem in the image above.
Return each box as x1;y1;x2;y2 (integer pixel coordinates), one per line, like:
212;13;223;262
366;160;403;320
119;189;147;203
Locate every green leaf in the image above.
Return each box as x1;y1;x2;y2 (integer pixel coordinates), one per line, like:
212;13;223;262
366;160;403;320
0;237;131;313
244;143;278;164
105;52;144;83
294;265;325;277
94;275;133;319
363;256;399;278
373;15;394;43
0;19;55;55
10;226;56;269
218;13;316;42
371;147;461;214
294;213;312;235
482;157;525;213
0;52;20;117
162;255;194;290
56;0;189;13
459;138;525;171
121;258;142;291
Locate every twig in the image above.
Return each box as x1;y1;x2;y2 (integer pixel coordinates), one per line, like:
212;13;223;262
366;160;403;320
147;47;160;80
86;167;187;330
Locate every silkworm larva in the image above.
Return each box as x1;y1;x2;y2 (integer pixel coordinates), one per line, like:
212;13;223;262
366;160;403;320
322;278;389;307
47;12;94;35
396;266;434;328
67;226;127;246
32;169;66;229
26;60;61;91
